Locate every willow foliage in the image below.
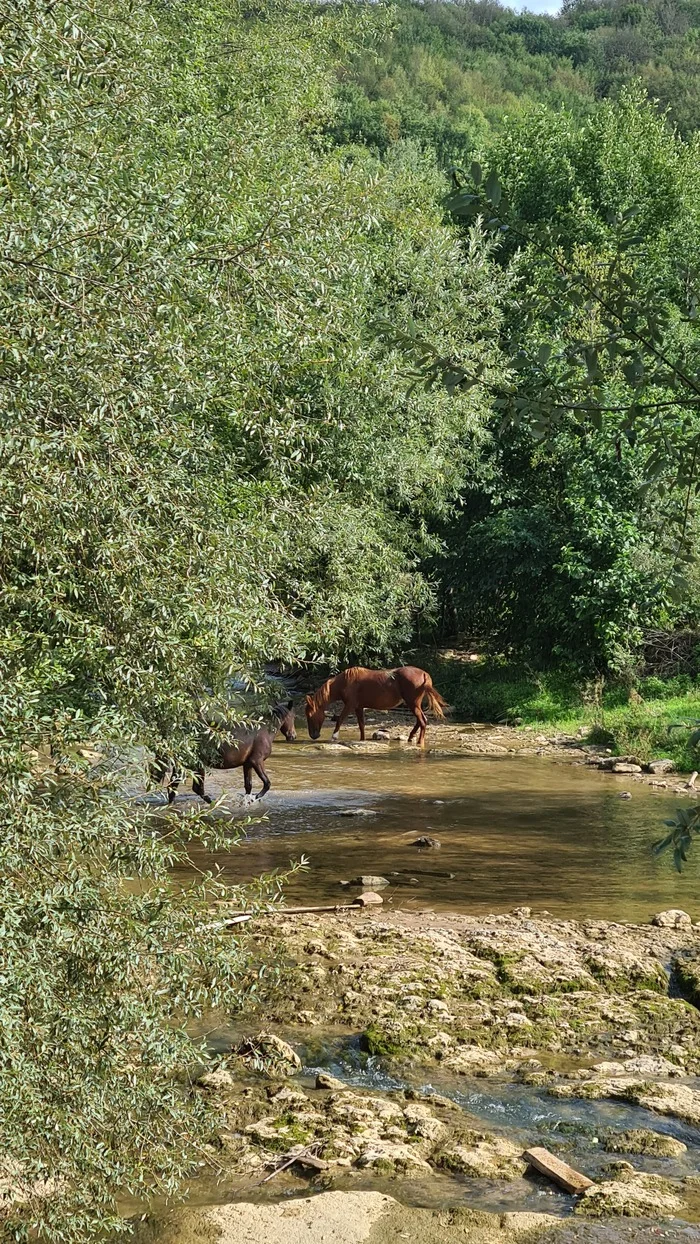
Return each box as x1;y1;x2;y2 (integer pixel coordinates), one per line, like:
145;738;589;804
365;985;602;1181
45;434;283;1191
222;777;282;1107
0;0;503;1234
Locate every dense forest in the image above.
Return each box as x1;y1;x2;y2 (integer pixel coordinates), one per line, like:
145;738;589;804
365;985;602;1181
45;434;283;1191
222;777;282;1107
332;0;700;152
4;0;700;1235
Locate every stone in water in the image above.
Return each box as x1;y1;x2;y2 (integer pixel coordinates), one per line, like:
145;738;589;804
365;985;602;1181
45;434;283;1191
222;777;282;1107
355;892;384;907
652;909;691;928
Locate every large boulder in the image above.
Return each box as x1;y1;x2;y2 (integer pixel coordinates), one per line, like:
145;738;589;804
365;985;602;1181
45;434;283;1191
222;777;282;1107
576;1166;683;1218
652;910;692;928
436;1132;527;1180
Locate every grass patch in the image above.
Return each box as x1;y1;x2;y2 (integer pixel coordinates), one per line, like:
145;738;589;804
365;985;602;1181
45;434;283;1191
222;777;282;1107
413;653;700;772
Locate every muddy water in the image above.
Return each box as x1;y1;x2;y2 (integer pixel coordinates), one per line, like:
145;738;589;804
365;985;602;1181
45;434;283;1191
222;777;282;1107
171;727;696;921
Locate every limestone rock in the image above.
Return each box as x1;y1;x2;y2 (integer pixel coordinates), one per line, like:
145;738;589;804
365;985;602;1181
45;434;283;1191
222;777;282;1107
354;1142;433;1173
402;1103;448;1145
237;1032;302;1073
355;891;383;907
201;1191;395;1244
621;1080;700;1127
315;1071;347;1091
612;762;642;774
646;758;676;774
328;1091;404;1129
442;1046;505;1076
602;1128;687;1158
351;875;389;888
437;1132;527;1180
411;836;441;848
621;1054;682;1078
198;1065;236;1091
652;909;692;928
576;1169;683;1218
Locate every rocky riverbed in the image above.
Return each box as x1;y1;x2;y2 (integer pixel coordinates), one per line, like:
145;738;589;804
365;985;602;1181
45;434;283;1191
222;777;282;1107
249;907;700;1077
138;908;700;1243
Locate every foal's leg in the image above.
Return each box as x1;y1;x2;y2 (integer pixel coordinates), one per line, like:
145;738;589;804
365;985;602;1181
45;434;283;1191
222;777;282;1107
243;763;254;796
356;707;366;741
252;761;271;799
192;767;212;804
167;765;184;803
151;755;169;788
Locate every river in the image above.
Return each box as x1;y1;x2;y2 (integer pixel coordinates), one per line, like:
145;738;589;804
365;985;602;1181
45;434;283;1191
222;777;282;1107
170;726;697;922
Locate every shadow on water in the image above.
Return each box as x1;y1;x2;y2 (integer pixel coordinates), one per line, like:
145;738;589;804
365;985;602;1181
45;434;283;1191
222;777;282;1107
170;727;697;921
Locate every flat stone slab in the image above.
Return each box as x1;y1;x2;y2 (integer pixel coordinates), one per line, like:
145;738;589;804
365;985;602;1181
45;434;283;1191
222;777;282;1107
524;1147;595;1195
206;1192;394;1244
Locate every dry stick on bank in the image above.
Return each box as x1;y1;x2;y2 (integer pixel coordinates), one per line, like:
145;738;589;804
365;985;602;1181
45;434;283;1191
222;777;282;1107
210;896;385;930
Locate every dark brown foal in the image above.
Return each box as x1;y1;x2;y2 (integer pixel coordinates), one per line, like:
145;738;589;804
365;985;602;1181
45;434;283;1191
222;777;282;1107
153;701;296;803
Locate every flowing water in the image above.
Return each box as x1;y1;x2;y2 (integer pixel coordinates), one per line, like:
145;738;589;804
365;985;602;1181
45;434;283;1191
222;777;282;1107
169;725;697;921
144;728;700;1238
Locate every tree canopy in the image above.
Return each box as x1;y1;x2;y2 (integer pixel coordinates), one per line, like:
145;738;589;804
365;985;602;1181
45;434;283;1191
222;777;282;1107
0;0;506;1235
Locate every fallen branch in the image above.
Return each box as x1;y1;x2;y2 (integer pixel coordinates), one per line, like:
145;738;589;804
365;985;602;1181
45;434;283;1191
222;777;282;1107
216;897;383;924
256;1144;324;1185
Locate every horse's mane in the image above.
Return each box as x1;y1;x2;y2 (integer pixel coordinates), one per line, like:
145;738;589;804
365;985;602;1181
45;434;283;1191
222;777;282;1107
307;668;367;711
307;677;335;711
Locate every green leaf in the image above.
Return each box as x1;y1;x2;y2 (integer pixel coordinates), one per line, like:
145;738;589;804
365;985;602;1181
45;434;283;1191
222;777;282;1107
485;169;502;207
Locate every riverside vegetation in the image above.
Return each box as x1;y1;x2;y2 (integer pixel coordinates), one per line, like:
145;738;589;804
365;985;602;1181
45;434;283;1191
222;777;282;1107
6;0;700;1236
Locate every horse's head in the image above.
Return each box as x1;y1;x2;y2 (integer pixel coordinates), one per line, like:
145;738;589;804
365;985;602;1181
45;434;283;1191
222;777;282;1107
305;694;325;740
274;699;296;742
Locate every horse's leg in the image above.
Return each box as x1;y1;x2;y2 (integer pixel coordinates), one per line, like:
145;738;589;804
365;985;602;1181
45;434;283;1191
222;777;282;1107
407;694;427;746
167;765;183;803
252;760;271;799
192;767;212;804
243;763;253;796
150;755;169;788
331;702;350;742
356;707;366;741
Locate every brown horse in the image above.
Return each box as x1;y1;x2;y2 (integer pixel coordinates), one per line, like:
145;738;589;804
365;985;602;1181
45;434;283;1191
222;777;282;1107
153;701;296;803
305;667;446;747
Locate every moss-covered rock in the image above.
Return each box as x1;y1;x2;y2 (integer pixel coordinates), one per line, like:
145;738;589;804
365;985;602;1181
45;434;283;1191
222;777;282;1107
601;1128;687;1157
249;911;700;1078
576;1168;684;1218
435;1132;527;1180
674;952;700;1008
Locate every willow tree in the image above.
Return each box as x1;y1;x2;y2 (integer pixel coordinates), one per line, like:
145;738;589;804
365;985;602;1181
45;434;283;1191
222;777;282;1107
0;0;504;1234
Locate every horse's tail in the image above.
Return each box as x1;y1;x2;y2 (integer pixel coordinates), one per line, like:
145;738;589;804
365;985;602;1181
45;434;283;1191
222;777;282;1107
423;680;448;719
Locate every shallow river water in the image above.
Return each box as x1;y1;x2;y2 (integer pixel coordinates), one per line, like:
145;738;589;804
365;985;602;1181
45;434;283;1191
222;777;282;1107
135;727;700;1240
171;726;698;921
